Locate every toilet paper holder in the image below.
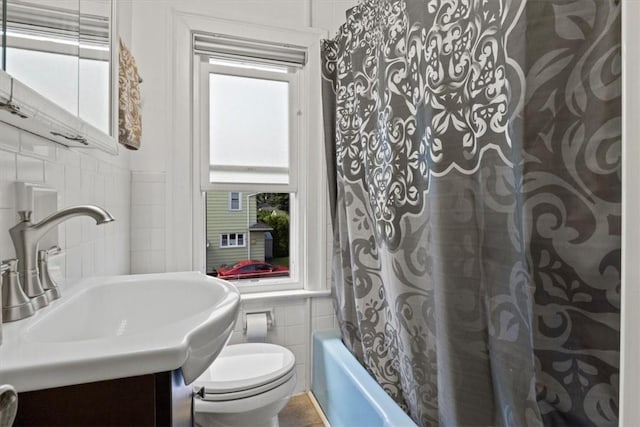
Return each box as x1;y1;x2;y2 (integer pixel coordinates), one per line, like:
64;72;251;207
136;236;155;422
242;309;274;331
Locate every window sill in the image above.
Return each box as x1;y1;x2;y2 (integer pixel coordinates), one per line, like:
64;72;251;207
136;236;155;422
240;288;331;302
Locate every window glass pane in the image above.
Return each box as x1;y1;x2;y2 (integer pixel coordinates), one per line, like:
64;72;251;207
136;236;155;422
229;192;241;210
206;192;290;282
209;73;289;185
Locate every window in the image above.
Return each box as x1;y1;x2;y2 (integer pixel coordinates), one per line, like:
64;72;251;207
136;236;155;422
220;233;246;248
188;20;326;293
197;35;301;288
228;192;242;211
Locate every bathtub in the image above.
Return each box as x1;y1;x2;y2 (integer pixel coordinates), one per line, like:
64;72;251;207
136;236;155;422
311;330;417;427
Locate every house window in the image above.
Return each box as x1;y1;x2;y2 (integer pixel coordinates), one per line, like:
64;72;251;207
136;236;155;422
220;232;246;248
193;25;326;293
228;192;242;211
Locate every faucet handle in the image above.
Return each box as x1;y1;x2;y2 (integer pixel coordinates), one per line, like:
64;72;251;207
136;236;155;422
46;245;61;256
0;261;9;275
1;259;35;322
38;246;61;262
17;211;31;222
37;250;61;302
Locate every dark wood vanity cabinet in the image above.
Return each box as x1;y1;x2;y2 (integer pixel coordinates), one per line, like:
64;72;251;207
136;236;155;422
13;370;193;426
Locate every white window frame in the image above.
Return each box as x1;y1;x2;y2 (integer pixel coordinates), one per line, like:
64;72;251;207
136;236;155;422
196;40;302;293
220;232;246;248
177;14;327;294
228;192;242;211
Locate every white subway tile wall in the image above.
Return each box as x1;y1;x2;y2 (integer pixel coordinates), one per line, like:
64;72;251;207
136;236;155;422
0;123;19;152
130;172;166;273
226;297;338;394
0;149;17;209
312;297;338;331
0;122;130;279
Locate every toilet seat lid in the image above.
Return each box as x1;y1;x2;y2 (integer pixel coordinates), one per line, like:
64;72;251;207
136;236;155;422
194;343;295;394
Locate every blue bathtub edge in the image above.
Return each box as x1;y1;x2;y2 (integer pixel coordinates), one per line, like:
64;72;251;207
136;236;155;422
311;330;417;427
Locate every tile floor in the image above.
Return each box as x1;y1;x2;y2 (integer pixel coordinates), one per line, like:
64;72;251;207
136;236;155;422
279;393;326;427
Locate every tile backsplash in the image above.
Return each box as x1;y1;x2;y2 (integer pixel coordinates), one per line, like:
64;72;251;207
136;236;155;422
0;122;131;279
227;296;338;394
130;171;166;273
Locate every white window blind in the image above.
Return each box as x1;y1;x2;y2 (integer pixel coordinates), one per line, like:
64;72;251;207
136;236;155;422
209;72;290;186
198;31;302;192
193;33;307;68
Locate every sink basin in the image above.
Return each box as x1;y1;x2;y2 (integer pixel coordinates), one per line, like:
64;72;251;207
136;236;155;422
0;272;240;392
27;275;233;342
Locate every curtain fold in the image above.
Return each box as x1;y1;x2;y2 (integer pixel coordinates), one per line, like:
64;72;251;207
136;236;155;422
321;1;620;426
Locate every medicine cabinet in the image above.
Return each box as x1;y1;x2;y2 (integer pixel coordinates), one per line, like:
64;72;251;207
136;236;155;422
0;0;118;154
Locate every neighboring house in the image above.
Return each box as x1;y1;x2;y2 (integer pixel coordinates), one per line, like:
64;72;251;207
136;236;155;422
206;192;273;274
258;204;289;218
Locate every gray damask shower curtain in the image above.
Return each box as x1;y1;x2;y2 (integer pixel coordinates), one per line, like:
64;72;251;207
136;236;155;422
321;1;620;426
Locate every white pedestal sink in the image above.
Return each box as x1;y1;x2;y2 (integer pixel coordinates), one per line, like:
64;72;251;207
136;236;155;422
0;271;240;392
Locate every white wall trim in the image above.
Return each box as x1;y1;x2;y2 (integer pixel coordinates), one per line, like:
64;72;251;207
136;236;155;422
240;288;331;302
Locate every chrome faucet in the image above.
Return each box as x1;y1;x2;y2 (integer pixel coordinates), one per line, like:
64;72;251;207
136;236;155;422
9;205;114;309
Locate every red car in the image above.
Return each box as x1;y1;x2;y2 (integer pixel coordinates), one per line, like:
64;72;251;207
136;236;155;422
216;260;289;280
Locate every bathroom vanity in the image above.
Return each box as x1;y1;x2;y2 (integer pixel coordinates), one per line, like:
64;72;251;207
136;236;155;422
0;272;240;427
14;370;191;426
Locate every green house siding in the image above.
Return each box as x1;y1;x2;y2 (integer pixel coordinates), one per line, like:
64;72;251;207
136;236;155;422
250;233;266;261
209;247;245;269
205;192;267;272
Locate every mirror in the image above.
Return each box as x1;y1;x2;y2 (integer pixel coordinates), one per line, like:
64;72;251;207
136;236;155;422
4;0;80;119
78;0;111;134
0;0;117;153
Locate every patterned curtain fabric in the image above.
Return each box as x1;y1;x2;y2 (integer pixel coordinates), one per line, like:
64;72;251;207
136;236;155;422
321;1;620;426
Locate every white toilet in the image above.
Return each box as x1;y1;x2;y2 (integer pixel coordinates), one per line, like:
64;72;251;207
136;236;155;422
193;343;296;427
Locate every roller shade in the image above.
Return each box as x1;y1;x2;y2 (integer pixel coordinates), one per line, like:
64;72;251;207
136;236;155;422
193;33;307;68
